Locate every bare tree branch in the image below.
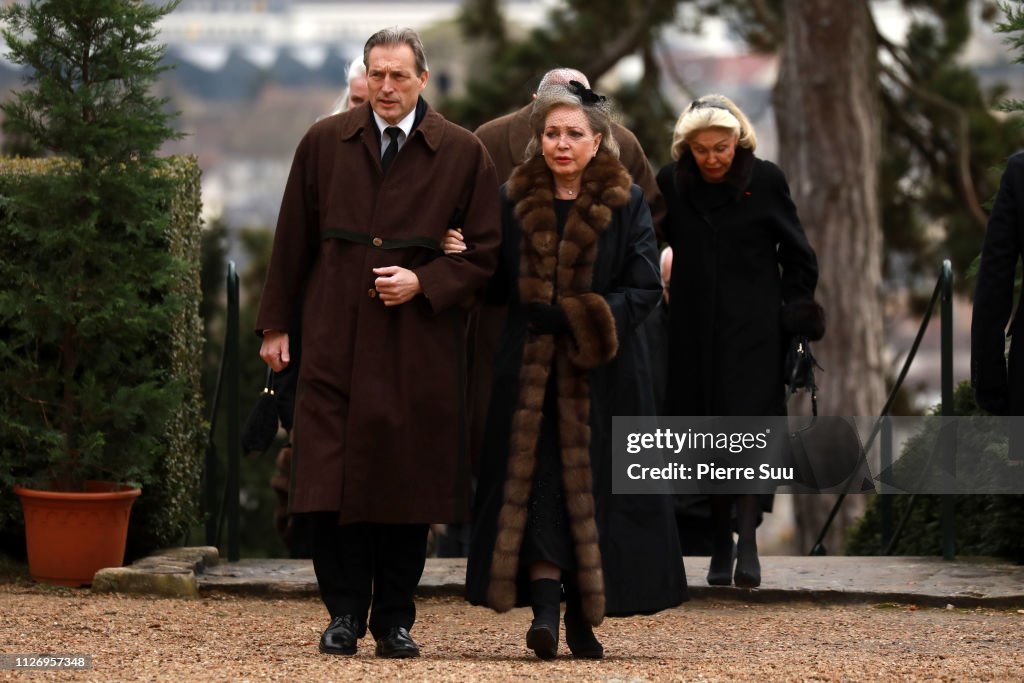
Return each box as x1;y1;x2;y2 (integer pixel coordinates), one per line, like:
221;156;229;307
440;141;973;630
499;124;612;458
577;0;662;81
654;38;696;102
881;62;988;231
748;0;783;43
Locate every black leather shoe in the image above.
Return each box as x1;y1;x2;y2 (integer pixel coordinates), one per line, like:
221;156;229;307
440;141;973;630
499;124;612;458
734;540;761;588
319;615;359;656
564;613;603;659
565;622;602;659
707;538;736;586
375;627;420;659
526;622;558;660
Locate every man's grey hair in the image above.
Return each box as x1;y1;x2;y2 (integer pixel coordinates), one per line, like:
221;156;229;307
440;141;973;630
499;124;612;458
523;83;619;159
536;68;589;94
363;26;429;76
326;60;367;117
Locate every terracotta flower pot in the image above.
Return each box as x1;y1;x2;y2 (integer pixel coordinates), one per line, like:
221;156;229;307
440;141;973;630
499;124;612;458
14;482;141;587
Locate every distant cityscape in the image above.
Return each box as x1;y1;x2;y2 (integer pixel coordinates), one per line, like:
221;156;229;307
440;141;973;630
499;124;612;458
0;0;1019;243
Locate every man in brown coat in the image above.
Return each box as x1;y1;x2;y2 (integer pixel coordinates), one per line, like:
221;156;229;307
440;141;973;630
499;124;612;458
257;27;500;659
462;68;664;493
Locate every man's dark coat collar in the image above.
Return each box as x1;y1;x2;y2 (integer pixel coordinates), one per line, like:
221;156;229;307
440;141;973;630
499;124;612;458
338;96;442;152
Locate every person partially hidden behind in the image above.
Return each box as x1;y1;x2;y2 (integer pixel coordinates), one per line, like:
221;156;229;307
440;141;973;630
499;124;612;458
972;151;1024;461
256;26;500;658
320;58;370;120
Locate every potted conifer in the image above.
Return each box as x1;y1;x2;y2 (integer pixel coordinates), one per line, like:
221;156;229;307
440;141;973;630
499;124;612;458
0;0;185;586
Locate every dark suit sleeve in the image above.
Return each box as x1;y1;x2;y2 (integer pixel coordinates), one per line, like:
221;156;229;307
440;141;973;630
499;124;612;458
765;162;819;305
256;131;320;335
971;155;1024;415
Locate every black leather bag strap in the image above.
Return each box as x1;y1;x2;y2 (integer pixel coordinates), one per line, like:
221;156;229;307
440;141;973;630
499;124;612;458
786;338;820;417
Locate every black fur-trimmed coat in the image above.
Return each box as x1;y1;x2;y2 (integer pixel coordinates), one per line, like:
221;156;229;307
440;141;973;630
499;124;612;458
465;152;688;621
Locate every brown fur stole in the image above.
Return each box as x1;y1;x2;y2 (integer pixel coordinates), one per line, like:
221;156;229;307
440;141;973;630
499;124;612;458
486;151;631;627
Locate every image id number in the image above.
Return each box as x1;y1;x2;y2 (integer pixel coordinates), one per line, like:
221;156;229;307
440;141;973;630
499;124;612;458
0;654;92;670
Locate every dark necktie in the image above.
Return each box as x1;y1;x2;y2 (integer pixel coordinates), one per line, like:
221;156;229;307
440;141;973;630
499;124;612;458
381;126;401;175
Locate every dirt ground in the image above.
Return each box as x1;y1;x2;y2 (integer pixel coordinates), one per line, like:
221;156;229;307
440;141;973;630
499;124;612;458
1;582;1022;682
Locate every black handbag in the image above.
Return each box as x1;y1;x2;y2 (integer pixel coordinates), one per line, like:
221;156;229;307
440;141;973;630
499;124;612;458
241;368;281;454
784;336;820;391
786;339;872;492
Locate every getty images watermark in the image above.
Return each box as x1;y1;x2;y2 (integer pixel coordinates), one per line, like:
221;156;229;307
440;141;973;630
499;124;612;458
612;416;1024;495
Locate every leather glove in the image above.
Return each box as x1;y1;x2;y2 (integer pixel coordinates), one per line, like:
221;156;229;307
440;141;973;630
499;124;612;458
526;302;570;335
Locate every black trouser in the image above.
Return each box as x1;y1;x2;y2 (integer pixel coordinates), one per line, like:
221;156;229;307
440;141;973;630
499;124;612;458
309;514;429;639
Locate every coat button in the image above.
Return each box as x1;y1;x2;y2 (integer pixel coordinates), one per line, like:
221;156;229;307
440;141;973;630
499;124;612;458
371;237;383;247
368;288;377;298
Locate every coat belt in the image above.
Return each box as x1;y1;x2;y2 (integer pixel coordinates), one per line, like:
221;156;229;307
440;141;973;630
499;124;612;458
322;228;442;252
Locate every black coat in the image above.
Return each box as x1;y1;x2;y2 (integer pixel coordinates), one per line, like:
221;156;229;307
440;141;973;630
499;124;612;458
657;148;819;417
972;152;1024;417
465;173;688;617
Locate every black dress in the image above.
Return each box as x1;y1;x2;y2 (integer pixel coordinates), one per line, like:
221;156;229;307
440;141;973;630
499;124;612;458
519;199;577;571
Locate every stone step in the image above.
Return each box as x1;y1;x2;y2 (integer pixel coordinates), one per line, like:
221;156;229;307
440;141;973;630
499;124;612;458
92;547;1024;608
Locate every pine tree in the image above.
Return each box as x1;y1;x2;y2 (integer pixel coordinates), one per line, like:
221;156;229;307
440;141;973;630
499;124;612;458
997;0;1024;115
0;0;184;491
1;0;179;169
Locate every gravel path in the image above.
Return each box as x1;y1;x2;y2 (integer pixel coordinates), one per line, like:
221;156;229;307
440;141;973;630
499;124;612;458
1;582;1022;681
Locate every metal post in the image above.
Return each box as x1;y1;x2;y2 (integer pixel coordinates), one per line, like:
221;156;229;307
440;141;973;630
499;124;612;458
204;434;218;547
940;259;956;561
226;262;241;562
879;416;893;551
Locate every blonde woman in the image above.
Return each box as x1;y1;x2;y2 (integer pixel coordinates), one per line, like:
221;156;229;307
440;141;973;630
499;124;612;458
656;94;823;588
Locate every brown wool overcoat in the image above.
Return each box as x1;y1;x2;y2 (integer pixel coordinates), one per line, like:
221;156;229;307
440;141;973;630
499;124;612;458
473;103;665;232
256;101;501;523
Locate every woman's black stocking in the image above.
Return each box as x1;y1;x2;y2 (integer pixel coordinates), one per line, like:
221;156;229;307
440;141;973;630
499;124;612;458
707;496;736;585
734;494;761;588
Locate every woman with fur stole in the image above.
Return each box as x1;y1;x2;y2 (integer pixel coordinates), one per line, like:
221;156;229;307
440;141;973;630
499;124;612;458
459;81;688;660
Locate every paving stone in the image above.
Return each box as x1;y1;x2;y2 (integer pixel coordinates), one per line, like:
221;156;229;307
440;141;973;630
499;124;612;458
92;566;199;598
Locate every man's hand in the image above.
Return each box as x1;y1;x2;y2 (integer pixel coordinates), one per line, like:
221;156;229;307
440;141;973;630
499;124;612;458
373;266;422;306
259;330;290;372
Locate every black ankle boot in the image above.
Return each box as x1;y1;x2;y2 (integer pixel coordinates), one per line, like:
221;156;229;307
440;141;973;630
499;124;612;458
564;584;603;659
707;537;736;586
526;579;561;660
734;539;761;588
